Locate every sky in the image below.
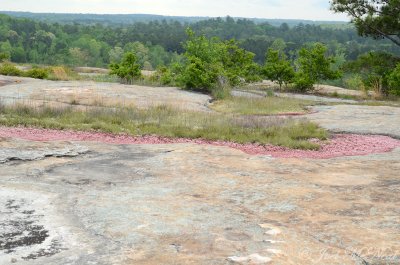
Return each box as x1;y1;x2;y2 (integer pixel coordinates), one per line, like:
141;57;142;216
0;0;349;21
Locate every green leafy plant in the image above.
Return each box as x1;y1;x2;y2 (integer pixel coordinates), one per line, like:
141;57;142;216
0;62;22;76
344;74;364;90
388;64;400;96
293;72;315;92
263;48;295;89
294;43;341;91
344;52;399;96
0;52;10;62
110;52;142;84
177;29;259;94
24;68;49;79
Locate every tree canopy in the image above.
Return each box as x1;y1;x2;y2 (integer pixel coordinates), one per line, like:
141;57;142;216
331;0;400;46
263;48;295;89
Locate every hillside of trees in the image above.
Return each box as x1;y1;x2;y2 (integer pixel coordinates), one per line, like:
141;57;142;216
0;13;398;70
0;11;349;27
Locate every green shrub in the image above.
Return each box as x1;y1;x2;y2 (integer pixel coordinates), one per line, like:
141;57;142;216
177;29;257;92
263;48;295;89
295;43;341;91
0;52;10;62
153;66;174;85
344;74;364;90
293;73;314;92
344;52;400;96
388;64;400;96
109;52;142;83
0;63;22;76
24;68;49;79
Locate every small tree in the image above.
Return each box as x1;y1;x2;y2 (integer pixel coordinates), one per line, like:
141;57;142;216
295;43;341;91
263;48;295;89
110;52;142;84
221;39;260;86
178;29;259;93
177;29;225;91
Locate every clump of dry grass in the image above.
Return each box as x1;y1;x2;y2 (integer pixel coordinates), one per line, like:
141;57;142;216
48;66;81;81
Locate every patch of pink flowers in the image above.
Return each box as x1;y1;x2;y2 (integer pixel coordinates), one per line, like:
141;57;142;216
1;127;399;159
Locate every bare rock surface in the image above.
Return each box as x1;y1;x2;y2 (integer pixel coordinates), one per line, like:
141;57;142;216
232;89;358;104
307;105;400;138
1;76;400;264
276;92;358;104
0;138;399;264
0;139;89;163
0;75;211;111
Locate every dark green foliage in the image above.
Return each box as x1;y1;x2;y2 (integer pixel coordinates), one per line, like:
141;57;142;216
294;43;341;91
0;52;10;62
0;13;398;69
388;64;400;96
179;57;224;91
331;1;400;96
24;68;49;79
177;29;259;93
263;48;295;89
152;66;174;85
294;73;315;92
109;52;142;83
344;52;400;95
221;39;260;86
0;63;22;76
178;29;225;91
331;0;400;47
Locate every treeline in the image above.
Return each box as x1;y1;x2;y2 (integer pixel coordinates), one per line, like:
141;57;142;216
108;29;399;97
0;14;399;69
0;11;349;27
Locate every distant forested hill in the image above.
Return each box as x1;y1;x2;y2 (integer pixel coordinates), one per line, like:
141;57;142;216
0;11;349;28
0;13;397;69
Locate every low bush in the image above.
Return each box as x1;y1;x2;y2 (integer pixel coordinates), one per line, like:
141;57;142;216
24;68;49;79
152;66;174;85
0;52;10;62
388;64;400;96
344;74;364;90
0;63;22;76
48;66;79;81
293;73;314;92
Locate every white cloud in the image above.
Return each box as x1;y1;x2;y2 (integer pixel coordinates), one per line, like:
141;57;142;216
0;0;349;21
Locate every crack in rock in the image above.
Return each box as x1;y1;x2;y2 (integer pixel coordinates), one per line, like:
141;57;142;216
0;145;89;163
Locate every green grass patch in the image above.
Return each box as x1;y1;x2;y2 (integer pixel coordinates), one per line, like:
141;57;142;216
0;104;327;150
211;96;312;115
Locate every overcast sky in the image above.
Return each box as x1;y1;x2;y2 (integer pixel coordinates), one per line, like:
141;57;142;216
0;0;349;21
